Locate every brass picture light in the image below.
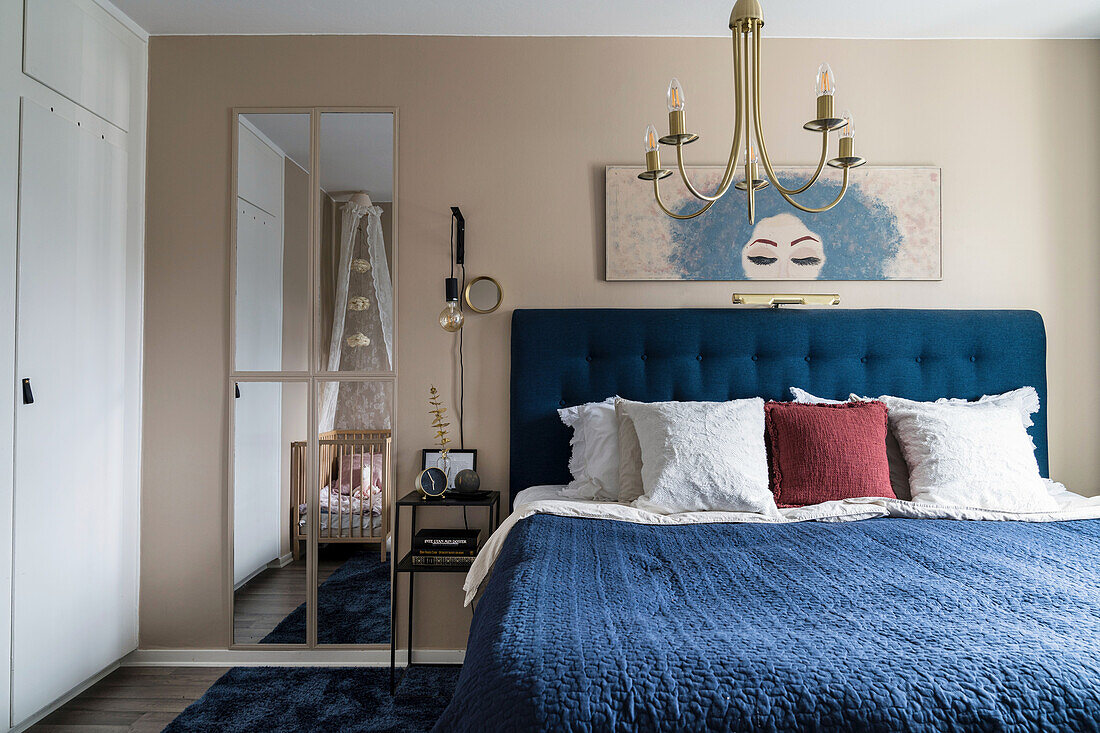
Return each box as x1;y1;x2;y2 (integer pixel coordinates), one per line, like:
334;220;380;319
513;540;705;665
732;293;841;308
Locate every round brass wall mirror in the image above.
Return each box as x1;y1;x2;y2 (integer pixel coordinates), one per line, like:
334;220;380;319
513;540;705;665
464;276;503;314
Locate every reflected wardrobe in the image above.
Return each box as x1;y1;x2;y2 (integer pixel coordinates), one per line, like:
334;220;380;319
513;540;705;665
230;109;397;649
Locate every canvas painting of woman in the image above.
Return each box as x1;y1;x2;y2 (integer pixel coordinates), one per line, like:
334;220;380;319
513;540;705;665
605;165;940;281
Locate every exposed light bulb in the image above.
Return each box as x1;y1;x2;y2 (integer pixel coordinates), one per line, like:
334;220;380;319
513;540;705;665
439;301;464;332
439;277;464;332
644;124;659;153
748;140;759;165
815;63;835;97
840;110;854;139
667;78;685;112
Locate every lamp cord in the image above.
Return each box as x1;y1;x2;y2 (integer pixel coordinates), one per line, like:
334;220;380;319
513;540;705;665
460;265;467;531
451;211;468;531
459;263;465;449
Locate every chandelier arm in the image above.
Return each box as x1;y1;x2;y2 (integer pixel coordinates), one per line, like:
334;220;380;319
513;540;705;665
759;133;830;196
652;177;716;219
743;26;755;223
672;32;745;202
769;165;851;214
750;29;830;196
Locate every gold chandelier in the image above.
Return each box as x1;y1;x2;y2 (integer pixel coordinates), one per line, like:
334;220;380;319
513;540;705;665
639;0;865;223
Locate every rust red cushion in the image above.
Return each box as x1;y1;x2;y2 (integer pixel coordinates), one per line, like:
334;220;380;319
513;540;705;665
764;400;893;507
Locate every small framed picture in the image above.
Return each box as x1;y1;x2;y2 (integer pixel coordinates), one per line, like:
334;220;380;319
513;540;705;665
421;449;477;489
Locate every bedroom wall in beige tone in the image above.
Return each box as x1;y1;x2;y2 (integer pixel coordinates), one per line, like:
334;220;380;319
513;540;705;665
141;35;1100;650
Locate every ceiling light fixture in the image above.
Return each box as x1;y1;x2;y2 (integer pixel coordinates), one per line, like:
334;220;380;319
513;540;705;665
639;0;866;223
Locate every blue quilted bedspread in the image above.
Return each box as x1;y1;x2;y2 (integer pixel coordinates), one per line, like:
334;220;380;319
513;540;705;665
435;515;1100;732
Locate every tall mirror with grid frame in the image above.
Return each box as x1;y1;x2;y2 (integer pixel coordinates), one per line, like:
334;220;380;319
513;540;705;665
232;380;310;645
234;112;311;374
230;108;397;650
314;112;396;645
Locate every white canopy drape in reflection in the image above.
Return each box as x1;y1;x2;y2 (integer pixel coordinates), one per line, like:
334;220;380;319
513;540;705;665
319;200;367;433
364;205;394;368
319;200;394;432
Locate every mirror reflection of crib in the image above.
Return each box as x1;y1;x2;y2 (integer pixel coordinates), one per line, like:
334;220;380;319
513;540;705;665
291;430;391;563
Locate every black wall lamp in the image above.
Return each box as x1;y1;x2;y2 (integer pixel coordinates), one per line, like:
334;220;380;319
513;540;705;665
439;206;465;332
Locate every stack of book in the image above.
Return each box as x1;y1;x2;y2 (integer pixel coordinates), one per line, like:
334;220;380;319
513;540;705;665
410;528;481;567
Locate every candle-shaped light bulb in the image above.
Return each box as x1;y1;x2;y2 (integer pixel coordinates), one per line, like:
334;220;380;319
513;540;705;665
840;110;854;139
644;124;659;153
667;78;685;112
748;140;759;164
815;63;835;97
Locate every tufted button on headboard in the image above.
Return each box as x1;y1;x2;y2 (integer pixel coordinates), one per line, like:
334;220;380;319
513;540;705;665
509;308;1048;512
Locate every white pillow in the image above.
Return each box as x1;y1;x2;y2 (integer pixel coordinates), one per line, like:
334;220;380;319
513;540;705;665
789;387;847;406
614;398;646;504
882;398;1058;513
558;396;620;500
791;385;1041;429
932;386;1039;434
789;385;1043;502
619;398;777;515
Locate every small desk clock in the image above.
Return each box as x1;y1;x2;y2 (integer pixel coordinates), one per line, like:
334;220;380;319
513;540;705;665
415;467;448;499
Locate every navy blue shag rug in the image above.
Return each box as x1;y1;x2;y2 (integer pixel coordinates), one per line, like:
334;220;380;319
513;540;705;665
263;550;390;645
164;665;460;732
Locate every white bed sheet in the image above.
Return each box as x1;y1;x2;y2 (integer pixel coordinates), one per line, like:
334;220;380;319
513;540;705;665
468;480;1100;605
513;484;570;507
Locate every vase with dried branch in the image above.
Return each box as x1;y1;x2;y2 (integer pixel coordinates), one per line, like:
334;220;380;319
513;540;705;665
428;385;452;480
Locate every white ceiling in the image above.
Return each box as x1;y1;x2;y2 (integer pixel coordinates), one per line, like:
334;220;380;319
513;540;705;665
242;112;394;200
111;0;1100;38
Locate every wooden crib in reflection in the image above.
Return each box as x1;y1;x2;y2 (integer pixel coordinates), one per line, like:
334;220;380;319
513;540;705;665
290;430;391;562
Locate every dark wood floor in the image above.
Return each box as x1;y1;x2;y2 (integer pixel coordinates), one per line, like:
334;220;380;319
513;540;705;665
233;546;386;644
28;666;227;733
232;555;315;645
30;547;391;729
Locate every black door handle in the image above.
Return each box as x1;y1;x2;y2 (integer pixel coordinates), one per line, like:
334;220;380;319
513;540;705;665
234;383;240;399
21;378;33;405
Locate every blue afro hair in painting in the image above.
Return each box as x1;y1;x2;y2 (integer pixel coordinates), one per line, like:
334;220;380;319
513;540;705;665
667;173;903;280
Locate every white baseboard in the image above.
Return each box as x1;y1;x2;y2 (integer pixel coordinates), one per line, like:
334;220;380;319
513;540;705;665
122;648;466;667
234;552;294;591
269;552;294;569
9;659;121;733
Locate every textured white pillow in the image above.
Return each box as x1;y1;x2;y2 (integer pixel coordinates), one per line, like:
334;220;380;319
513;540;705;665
882;398;1059;513
558;396;620;500
932;386;1040;436
614;399;646;504
789;387;847;405
792;386;1041;431
790;385;1043;503
620;398;777;515
789;387;911;500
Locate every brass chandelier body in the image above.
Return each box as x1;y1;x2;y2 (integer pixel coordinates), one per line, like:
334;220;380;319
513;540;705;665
639;0;865;223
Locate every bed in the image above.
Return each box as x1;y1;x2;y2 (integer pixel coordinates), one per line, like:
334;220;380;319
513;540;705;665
290;430;391;562
435;308;1100;732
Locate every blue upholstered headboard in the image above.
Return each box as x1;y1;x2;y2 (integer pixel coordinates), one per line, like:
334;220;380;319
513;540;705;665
509;308;1048;510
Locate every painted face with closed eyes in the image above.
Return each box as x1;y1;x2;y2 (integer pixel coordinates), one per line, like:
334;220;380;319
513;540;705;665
740;213;826;279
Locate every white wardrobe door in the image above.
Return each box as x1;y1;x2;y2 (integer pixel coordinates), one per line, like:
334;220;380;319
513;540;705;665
233;382;283;586
22;0;135;132
12;99;133;721
234;197;283;371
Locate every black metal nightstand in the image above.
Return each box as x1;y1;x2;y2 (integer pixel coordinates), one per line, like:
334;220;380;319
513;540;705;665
390;490;501;692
